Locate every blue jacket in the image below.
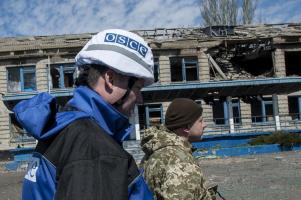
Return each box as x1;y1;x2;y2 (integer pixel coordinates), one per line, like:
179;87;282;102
14;86;153;200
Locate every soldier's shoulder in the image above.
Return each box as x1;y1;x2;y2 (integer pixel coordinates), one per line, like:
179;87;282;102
146;148;200;175
151;146;185;161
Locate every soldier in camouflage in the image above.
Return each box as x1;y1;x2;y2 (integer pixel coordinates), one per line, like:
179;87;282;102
140;98;215;200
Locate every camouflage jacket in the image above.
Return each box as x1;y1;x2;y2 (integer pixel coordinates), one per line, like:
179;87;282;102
140;126;214;200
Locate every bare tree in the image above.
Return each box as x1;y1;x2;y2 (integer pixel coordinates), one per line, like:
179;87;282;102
228;0;238;25
200;0;238;26
200;0;219;26
242;0;258;24
200;0;258;26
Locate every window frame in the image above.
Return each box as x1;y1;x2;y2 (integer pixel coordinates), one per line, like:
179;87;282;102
213;98;241;125
7;66;37;92
50;63;75;89
139;104;164;129
170;57;199;82
251;97;274;123
153;57;160;83
224;99;242;125
183;58;199;81
145;104;164;128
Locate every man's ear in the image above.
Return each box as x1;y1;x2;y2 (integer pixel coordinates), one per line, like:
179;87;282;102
183;128;189;134
104;70;115;90
174;127;190;138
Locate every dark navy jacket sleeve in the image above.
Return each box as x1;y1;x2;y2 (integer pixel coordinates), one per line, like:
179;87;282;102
44;118;139;200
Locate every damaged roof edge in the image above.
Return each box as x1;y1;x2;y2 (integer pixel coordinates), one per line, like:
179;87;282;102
0;23;300;52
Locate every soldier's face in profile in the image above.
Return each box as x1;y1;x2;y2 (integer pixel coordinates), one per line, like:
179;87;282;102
188;116;206;141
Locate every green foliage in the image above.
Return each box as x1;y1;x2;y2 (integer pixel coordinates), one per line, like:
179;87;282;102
249;131;301;148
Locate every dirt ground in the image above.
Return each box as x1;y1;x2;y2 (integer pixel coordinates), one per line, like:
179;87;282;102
0;151;300;200
0;170;24;200
199;151;301;200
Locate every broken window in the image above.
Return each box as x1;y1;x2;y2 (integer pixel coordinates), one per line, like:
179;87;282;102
138;104;163;130
288;96;300;120
231;50;274;77
231;40;274;77
213;98;241;125
228;99;241;124
138;105;146;130
285;52;301;76
50;63;75;89
212;99;225;125
208;39;274;80
251;97;274;123
154;57;160;83
7;66;36;92
170;57;198;82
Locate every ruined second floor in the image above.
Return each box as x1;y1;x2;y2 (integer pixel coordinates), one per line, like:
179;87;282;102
0;23;301;98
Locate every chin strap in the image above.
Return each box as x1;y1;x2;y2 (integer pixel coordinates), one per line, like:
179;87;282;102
113;77;137;108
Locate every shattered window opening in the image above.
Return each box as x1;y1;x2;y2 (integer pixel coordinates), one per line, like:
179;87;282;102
138;104;163;130
7;66;36;92
138;105;146;130
232;100;241;124
23;68;36;91
154;57;160;83
285;52;301;76
212;98;241;125
251;97;274;123
185;59;199;81
50;63;75;89
212;99;225;125
288;96;301;120
170;57;198;82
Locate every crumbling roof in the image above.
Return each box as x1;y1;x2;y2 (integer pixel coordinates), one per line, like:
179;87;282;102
0;33;93;52
0;23;300;53
135;23;301;42
234;23;301;38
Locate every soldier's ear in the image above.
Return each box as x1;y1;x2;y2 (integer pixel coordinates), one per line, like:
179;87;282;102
183;128;190;137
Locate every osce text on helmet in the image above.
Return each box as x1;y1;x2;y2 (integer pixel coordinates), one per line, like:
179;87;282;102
104;33;148;58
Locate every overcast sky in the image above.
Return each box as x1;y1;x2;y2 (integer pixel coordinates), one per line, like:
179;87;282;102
0;0;300;37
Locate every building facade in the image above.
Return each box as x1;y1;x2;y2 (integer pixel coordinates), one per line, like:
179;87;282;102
1;24;301;150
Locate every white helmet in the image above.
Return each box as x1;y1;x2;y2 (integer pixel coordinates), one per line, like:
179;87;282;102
75;29;154;86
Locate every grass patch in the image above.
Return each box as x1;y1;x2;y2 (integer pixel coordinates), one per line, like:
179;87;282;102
248;131;301;148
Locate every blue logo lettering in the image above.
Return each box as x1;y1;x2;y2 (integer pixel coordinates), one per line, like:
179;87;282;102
116;35;128;46
128;38;139;51
138;44;148;57
104;33;148;57
105;33;117;42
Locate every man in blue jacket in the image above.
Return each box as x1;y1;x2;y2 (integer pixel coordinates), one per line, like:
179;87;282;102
14;29;154;200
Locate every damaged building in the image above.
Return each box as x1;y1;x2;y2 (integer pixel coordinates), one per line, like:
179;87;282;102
1;23;301;150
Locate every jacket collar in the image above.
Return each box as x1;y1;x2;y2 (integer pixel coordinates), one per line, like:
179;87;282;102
67;86;133;144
